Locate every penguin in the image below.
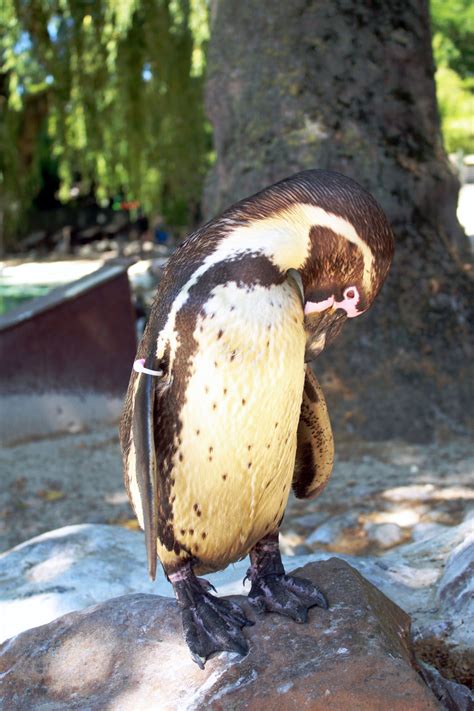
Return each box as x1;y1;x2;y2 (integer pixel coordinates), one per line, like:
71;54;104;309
120;169;394;667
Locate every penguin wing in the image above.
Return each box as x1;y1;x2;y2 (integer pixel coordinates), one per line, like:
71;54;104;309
121;365;160;581
292;365;334;499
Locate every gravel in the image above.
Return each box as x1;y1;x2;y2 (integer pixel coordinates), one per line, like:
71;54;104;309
1;425;472;556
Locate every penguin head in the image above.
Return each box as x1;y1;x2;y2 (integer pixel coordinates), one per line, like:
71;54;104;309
294;172;395;360
185;169;393;362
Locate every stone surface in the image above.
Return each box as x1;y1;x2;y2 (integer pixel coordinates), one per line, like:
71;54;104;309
2;426;472;557
411;523;451;543
413;524;474;687
365;522;406;548
0;559;441;711
0;525;159;643
419;663;474;711
346;519;474;688
1;521;472;687
0;524;269;644
306;512;359;545
284;438;473;559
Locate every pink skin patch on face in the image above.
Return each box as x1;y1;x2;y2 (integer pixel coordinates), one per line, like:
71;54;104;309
304;295;335;315
334;286;363;318
304;286;364;318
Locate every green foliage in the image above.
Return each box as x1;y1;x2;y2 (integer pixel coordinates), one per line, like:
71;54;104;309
0;0;210;245
430;0;474;77
2;1;472;246
435;68;474;153
431;0;474;154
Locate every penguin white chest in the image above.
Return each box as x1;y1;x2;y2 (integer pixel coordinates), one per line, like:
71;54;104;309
163;278;305;572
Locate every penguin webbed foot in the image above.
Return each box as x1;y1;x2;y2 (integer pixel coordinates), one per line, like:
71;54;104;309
170;567;254;669
246;533;328;623
247;572;328;623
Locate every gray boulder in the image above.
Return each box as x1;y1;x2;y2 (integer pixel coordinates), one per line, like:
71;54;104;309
0;520;472;685
0;559;443;711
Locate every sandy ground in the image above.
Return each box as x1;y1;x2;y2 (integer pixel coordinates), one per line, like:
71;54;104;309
1;424;472;557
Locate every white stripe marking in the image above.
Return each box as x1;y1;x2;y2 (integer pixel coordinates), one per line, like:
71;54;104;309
156;202;372;366
292;204;374;291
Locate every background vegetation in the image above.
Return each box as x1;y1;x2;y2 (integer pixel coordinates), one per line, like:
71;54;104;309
0;0;209;247
431;0;474;154
0;0;472;248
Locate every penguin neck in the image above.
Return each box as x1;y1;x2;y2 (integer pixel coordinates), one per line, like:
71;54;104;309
219;204;315;273
218;201;373;292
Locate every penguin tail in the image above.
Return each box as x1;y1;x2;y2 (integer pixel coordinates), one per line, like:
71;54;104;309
132;366;159;581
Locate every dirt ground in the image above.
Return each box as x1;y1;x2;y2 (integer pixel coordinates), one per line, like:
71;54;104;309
1;424;472;557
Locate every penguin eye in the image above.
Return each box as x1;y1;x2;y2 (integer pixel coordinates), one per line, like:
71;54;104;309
344;286;357;301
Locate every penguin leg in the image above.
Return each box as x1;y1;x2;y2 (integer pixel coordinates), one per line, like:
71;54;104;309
246;532;328;622
167;562;254;669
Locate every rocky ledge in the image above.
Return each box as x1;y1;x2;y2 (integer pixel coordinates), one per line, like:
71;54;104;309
1;559;472;711
1;521;472;689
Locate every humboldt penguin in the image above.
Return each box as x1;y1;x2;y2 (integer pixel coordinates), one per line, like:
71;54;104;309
120;169;394;667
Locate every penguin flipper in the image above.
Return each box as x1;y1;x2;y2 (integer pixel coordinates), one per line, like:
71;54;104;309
292;365;334;499
131;369;159;580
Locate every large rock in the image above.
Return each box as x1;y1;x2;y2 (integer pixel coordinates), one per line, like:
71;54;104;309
1;522;472;687
0;559;441;711
419;662;474;711
370;519;473;688
0;525;161;643
412;524;474;687
0;524;262;643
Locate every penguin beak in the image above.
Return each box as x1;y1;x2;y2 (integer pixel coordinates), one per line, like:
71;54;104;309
303;305;347;361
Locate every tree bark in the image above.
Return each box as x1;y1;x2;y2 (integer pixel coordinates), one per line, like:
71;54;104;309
204;0;473;441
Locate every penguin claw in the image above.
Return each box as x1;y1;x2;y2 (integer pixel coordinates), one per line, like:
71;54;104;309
173;572;254;668
247;534;328;623
248;573;328;622
182;594;252;666
196;577;217;594
191;652;206;670
285;573;329;610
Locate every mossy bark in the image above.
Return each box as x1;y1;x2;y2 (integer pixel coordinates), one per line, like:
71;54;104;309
204;0;473;441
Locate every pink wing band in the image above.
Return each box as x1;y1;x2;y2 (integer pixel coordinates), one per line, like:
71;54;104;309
133;359;163;377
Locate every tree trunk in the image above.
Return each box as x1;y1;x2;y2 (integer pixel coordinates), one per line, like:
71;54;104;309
204;0;473;442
